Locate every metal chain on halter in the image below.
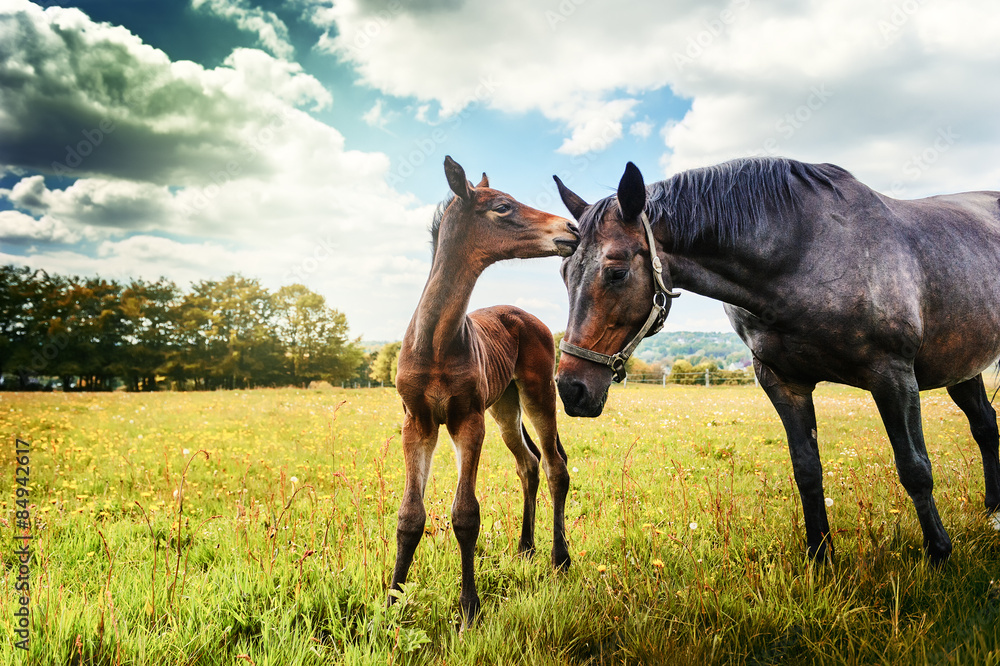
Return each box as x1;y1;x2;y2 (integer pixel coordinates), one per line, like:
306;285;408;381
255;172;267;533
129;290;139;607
559;212;680;382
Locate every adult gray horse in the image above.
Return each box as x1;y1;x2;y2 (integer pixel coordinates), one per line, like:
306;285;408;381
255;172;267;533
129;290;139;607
554;157;1000;563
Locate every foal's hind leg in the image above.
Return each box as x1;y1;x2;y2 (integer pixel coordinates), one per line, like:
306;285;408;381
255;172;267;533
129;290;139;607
755;360;833;560
871;371;952;563
447;411;486;624
388;411;438;605
518;375;571;570
489;383;540;556
947;374;1000;512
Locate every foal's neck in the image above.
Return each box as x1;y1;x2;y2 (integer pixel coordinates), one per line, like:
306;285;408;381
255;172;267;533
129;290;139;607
409;228;489;359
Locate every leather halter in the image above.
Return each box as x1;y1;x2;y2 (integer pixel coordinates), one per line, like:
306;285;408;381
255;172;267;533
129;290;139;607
559;211;681;383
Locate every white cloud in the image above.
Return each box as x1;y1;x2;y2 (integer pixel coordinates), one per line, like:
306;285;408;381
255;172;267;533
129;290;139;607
7;175;173;231
555;98;638;156
0;0;441;340
192;0;294;60
307;0;1000;195
362;98;397;131
0;210;82;245
630;120;654;140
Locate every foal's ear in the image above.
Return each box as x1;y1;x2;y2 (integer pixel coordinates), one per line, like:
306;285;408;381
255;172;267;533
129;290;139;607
617;161;646;223
553;175;589;221
477;173;489;188
444;155;473;201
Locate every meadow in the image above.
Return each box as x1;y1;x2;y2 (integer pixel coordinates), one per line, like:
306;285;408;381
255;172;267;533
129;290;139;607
2;382;1000;665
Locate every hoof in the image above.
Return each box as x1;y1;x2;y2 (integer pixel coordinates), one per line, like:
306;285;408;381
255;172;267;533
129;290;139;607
806;538;834;564
553;551;571;571
518;542;536;559
926;541;952;567
460;595;481;630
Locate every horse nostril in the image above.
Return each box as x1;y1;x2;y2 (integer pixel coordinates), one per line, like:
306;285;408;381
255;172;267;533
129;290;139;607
557;378;588;411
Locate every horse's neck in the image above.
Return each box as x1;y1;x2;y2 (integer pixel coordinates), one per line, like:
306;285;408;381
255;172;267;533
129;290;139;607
662;214;797;316
409;254;483;358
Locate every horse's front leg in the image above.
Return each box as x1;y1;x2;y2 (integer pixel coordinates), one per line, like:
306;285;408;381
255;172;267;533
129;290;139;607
755;360;833;561
447;410;486;626
519;376;571;570
388;411;438;605
872;370;952;563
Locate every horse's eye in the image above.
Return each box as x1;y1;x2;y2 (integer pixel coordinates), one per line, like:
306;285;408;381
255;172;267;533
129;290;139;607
494;203;512;214
605;267;629;283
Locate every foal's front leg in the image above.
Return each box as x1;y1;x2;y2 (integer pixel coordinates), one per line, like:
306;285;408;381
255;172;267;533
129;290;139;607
447;411;486;625
388;412;438;605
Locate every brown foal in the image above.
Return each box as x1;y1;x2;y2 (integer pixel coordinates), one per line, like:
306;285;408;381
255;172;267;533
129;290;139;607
389;156;578;624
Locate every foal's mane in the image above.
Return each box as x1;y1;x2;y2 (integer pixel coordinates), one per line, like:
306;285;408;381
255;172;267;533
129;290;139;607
579;157;851;249
429;192;456;260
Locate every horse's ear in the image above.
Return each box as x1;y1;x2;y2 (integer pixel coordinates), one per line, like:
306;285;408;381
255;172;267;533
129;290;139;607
553;175;589;221
477;173;489;188
617;162;646;223
444;155;473;201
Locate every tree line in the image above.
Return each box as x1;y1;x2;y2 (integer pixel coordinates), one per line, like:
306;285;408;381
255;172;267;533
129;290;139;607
366;334;754;387
0;265;363;391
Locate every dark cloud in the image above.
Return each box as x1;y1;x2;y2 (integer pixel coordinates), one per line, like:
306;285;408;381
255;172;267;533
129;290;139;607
0;2;326;185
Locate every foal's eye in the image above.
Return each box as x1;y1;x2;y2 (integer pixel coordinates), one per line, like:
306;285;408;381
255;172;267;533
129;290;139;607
605;267;629;283
494;203;512;214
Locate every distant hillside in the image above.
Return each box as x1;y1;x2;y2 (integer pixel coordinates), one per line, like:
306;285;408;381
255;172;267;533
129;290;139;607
634;331;752;369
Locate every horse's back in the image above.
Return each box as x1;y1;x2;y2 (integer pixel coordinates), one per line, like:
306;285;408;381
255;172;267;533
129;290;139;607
734;182;1000;390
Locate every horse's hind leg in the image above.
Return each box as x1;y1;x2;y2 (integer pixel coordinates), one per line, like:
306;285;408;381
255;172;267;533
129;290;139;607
871;371;952;564
489;383;540;556
755;360;832;560
388;411;438;606
947;374;1000;512
519;375;571;570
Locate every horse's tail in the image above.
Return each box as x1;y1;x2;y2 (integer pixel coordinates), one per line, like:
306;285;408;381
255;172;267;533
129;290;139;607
519;423;568;464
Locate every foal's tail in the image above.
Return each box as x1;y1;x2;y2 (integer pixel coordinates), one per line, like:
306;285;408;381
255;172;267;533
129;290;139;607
520;423;569;464
520;423;541;459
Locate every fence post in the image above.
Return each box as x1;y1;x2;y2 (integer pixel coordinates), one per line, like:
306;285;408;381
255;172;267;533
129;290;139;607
662;372;667;387
705;370;710;387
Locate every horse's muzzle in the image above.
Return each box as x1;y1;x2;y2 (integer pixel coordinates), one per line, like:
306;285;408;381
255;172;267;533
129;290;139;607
554;238;579;257
557;376;607;417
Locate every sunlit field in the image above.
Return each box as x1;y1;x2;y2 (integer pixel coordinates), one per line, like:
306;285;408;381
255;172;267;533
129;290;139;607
3;383;1000;664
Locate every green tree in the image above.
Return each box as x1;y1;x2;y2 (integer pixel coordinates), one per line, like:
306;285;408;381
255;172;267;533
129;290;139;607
272;284;364;387
42;275;125;391
670;359;696;384
370;341;401;386
113;278;179;391
0;266;41;384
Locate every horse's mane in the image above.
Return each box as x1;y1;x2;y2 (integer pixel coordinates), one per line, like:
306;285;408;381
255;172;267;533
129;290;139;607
578;157;852;249
429;192;456;260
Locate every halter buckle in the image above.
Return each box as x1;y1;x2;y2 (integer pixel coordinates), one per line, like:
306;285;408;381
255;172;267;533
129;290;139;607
610;355;627;383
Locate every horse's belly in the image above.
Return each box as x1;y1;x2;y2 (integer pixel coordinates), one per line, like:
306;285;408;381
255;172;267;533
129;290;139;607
913;331;1000;389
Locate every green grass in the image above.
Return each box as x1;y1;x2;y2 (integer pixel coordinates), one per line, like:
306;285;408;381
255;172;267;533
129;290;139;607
3;383;1000;664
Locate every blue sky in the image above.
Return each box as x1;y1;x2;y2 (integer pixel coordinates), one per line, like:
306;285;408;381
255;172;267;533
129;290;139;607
2;0;999;340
